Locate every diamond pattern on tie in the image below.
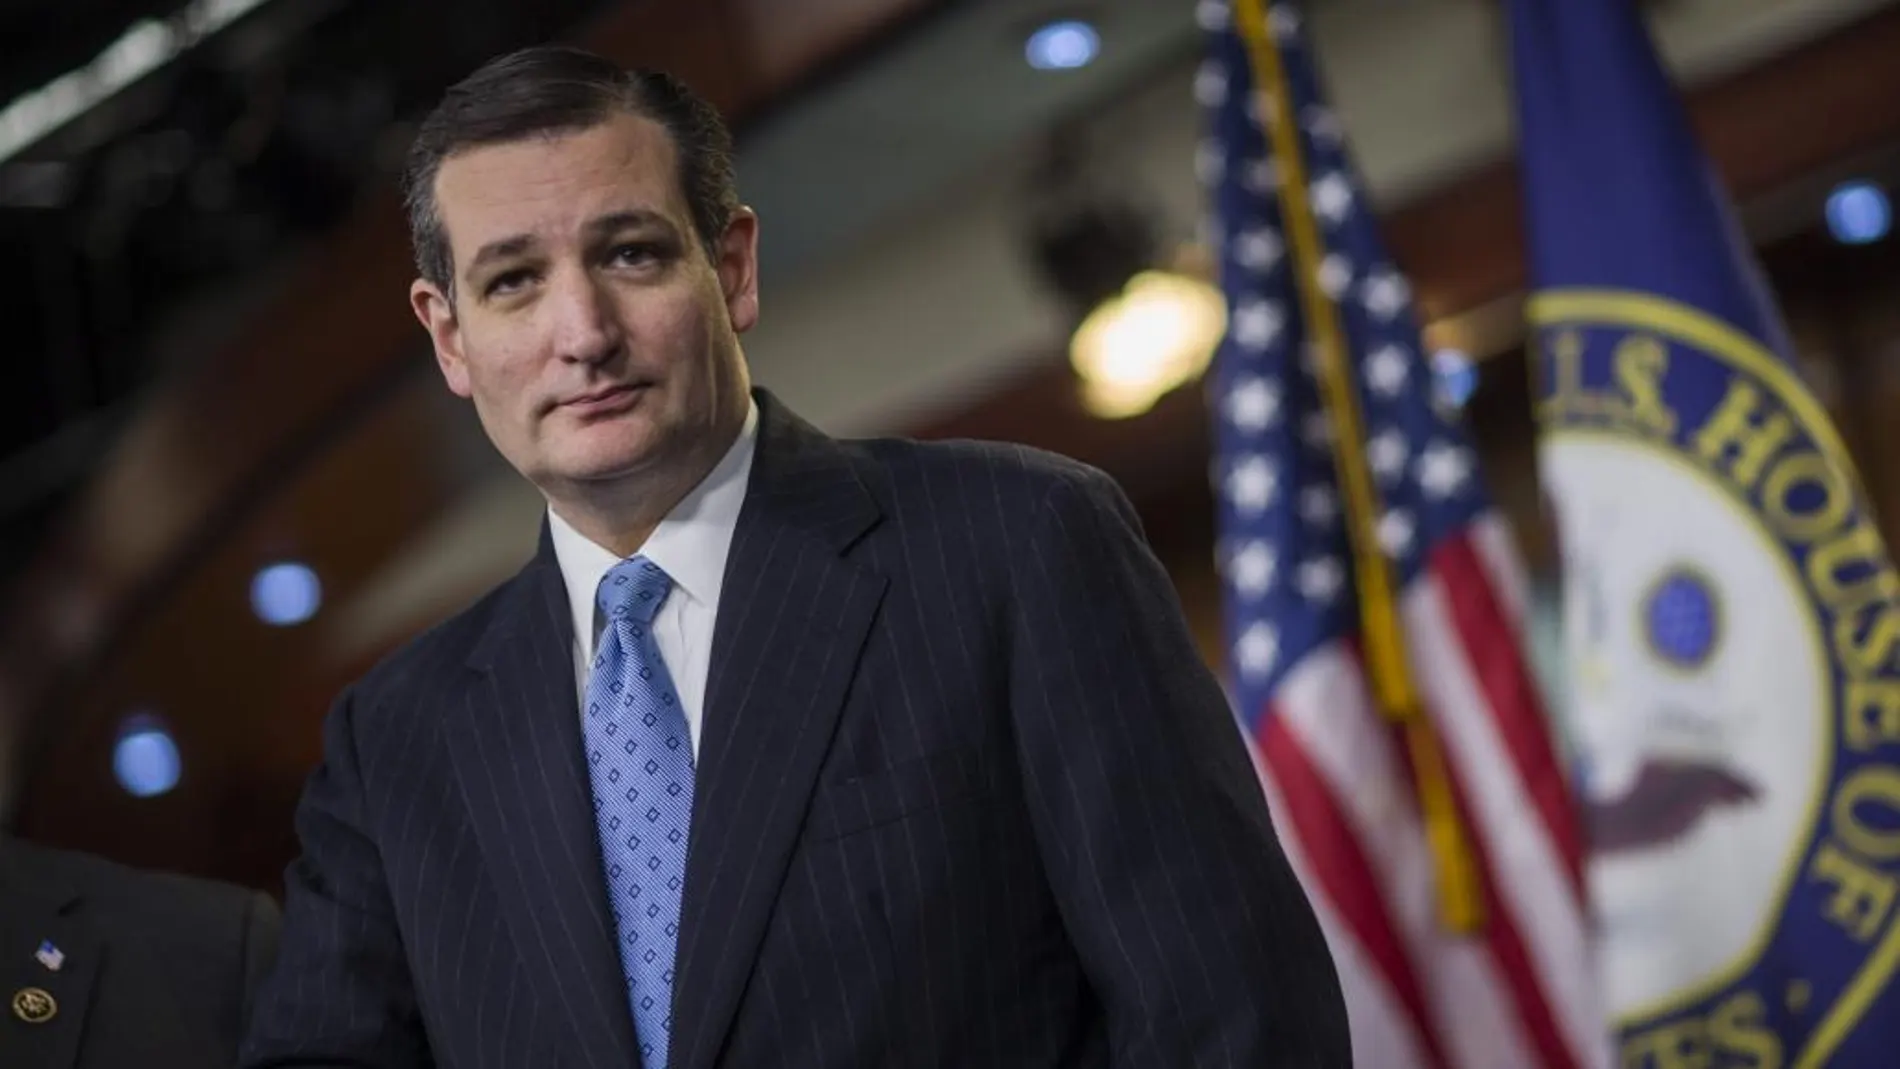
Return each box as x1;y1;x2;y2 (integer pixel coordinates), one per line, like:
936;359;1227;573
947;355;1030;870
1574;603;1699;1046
583;556;693;1069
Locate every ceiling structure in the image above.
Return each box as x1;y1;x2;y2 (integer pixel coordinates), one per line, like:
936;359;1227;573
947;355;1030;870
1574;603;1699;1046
2;0;1899;886
0;0;641;575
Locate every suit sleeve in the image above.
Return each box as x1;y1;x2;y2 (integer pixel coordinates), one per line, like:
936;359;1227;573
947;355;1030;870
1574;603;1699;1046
240;687;431;1068
1007;465;1351;1067
238;889;283;1032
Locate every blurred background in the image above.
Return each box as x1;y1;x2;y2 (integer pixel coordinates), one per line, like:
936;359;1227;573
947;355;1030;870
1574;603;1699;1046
0;0;1896;895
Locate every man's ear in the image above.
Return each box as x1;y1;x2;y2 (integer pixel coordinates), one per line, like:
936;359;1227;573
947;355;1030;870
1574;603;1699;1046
715;207;760;333
411;279;472;397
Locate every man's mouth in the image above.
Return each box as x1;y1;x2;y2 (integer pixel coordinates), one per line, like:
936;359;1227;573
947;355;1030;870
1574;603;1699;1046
556;383;647;415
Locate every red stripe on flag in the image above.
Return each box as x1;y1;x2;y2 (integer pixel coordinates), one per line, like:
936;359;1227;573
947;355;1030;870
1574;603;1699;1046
1257;709;1450;1069
1431;534;1587;898
1429;708;1583;1069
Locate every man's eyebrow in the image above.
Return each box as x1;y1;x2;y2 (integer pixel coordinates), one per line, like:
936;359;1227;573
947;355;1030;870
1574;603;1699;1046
464;234;538;283
585;209;679;240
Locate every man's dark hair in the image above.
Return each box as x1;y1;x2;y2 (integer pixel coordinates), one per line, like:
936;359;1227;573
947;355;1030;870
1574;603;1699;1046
402;46;739;295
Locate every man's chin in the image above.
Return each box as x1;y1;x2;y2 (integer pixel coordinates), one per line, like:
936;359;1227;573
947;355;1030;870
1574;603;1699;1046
543;424;667;484
552;452;660;488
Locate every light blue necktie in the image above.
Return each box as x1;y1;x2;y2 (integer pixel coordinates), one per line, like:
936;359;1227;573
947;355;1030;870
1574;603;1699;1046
583;556;694;1068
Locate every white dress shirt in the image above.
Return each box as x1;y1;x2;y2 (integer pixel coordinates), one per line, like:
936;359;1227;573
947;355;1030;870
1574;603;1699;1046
547;401;758;758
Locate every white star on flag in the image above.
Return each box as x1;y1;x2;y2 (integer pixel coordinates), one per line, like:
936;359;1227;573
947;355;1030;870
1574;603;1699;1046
1301;410;1333;449
1418;442;1474;500
1234;227;1283;271
1226;455;1279;515
1245;90;1269;128
1300;485;1339;526
1196;0;1229;31
1304;106;1344;145
1224;375;1281;432
1317;253;1353;298
1363;268;1411;320
1268;4;1302;40
1311;172;1354;225
1368;428;1409;484
1195;60;1228;106
1366;344;1409;397
1235;622;1280;681
1242;156;1278;193
1297;556;1344;603
1231;297;1285;351
1378;509;1416;558
1226;541;1277;598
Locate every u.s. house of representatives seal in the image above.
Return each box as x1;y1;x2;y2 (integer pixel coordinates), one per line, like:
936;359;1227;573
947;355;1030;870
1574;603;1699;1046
1533;290;1900;1069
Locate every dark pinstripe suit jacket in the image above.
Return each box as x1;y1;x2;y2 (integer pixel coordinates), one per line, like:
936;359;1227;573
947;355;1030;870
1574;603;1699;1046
241;391;1348;1068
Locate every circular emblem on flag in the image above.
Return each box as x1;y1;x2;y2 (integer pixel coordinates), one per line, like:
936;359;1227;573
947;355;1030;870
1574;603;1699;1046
1544;427;1808;1021
1532;289;1898;1064
1643;567;1721;669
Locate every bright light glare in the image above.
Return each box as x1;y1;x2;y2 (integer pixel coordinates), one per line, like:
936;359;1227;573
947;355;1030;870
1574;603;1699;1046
1071;270;1227;419
251;561;323;626
0;0;273;165
114;714;181;798
1826;181;1891;245
1026;20;1101;71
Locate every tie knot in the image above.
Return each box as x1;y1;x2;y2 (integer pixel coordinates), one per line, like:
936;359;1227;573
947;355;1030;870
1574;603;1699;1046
597;556;673;625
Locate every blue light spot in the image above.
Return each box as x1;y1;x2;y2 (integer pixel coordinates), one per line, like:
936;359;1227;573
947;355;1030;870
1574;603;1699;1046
1026;20;1099;71
251;561;322;626
1826;181;1891;245
1432;348;1478;408
113;715;180;798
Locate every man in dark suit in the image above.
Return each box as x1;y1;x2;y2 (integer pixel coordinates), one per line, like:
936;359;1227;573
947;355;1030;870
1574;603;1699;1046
242;45;1348;1069
1;834;280;1068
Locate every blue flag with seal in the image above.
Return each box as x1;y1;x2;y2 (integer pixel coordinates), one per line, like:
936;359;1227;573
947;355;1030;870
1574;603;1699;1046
1508;0;1900;1065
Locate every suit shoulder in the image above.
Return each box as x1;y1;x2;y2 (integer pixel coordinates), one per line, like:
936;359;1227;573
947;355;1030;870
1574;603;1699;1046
849;434;1120;508
345;565;528;702
6;838;264;937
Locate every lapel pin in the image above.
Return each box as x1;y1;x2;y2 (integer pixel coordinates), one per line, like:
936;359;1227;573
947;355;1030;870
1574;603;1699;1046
11;987;56;1024
34;941;63;973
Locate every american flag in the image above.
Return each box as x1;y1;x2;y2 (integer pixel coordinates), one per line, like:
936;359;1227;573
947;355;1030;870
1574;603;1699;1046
1200;3;1609;1067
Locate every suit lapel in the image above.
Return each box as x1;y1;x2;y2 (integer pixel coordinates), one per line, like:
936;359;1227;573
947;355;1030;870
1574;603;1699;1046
670;394;886;1069
451;536;641;1067
0;854;100;1069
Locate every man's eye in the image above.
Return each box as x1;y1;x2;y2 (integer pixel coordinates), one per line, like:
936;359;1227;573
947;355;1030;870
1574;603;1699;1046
485;269;534;297
610;243;661;267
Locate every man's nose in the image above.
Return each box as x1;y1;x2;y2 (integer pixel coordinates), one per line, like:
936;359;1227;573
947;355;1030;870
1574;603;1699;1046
546;268;623;365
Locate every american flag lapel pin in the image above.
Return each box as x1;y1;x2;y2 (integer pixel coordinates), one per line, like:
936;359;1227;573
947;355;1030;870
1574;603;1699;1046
34;941;63;973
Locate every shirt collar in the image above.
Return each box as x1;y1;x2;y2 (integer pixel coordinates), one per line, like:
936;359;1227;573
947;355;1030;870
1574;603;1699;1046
548;398;758;644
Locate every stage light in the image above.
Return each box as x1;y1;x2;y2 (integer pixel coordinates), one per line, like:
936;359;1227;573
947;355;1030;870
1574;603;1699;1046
1825;181;1891;245
113;713;180;798
1026;20;1100;71
0;0;273;164
251;561;322;626
1070;269;1227;419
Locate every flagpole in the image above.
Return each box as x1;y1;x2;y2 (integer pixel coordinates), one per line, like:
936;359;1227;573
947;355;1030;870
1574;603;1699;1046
1231;0;1484;935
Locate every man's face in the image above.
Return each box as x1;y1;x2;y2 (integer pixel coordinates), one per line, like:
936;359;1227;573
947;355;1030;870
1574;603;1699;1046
411;112;757;499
